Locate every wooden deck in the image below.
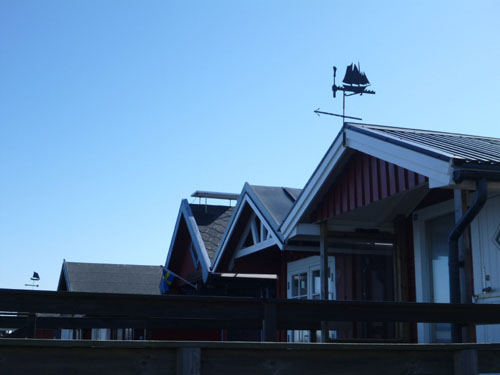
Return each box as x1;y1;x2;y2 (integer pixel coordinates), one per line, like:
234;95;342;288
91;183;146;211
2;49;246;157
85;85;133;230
1;339;500;374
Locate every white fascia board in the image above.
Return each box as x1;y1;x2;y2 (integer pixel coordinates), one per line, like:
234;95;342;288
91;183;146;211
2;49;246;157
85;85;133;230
234;238;277;259
164;203;185;270
244;194;283;250
288;223;321;238
211;185;249;272
212;192;281;272
281;134;347;239
345;128;452;188
181;200;211;282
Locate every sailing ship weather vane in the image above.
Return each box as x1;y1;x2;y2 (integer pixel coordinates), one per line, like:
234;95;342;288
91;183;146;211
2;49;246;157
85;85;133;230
315;62;375;124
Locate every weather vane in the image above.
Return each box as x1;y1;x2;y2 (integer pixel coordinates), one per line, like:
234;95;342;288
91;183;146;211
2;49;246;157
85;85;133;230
315;62;375;124
25;271;40;289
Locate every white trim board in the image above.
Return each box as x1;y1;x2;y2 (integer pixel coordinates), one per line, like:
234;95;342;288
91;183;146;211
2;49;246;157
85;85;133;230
280;125;462;244
344;128;451;188
281;134;347;239
212;190;281;272
164;199;212;283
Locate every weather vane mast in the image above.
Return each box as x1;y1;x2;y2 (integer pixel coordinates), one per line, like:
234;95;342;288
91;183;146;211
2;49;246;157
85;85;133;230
315;62;375;124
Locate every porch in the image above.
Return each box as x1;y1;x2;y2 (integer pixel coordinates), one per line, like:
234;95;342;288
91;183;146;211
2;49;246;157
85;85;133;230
2;289;500;374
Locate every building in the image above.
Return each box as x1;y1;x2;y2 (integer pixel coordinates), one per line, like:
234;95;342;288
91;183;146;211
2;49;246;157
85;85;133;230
57;260;163;340
165;122;500;344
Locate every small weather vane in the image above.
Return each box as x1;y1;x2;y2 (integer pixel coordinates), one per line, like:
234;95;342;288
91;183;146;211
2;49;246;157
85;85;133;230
25;271;40;289
315;62;375;124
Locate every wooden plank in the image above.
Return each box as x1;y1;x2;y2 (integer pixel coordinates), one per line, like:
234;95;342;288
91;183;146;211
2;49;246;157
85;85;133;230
362;153;371;204
355;155;363;208
397;166;406;192
379;159;388;199
454;349;478;375
177;347;201;375
371;156;380;201
2;339;500;374
0;343;177;375
202;347;454;375
3;290;500;333
387;162;397;195
0;316;263;330
348;168;356;211
262;302;277;342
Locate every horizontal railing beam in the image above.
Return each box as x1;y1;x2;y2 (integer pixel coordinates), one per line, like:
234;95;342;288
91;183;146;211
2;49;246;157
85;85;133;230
2;288;500;333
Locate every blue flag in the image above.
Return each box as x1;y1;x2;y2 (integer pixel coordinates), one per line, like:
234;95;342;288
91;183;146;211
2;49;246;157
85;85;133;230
160;267;176;294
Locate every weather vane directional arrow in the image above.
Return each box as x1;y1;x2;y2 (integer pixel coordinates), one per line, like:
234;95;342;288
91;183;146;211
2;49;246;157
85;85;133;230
314;108;362;121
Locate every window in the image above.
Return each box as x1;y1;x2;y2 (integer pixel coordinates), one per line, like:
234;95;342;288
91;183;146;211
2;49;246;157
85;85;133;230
287;256;335;342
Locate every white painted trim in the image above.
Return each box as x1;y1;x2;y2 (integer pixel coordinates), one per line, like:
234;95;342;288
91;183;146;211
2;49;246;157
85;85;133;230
250;216;259;245
284;245;392;256
182;201;212;283
163;199;213;283
164;204;186;271
212;189;282;272
235;238;277;259
211;186;249;270
281;134;347;239
288;223;320;238
234;212;255;253
344;129;452;188
412;199;454;343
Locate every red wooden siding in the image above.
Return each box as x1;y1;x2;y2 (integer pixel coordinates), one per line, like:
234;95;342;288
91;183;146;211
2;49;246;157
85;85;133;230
311;152;428;222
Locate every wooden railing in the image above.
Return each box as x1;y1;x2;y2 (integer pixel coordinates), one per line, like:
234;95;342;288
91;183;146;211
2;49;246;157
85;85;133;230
2;339;500;375
2;288;500;341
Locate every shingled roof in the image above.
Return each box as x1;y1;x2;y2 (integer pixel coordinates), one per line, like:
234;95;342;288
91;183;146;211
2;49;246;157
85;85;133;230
189;204;233;261
58;261;163;295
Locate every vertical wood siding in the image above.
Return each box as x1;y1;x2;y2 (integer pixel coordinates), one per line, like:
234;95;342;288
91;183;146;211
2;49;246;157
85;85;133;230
311;152;428;222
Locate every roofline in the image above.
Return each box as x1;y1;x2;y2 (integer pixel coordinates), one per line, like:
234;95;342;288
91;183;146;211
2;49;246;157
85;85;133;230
164;199;212;283
57;259;71;292
280;129;347;238
345;123;452;162
280;122;464;240
344;122;500;141
211;183;283;272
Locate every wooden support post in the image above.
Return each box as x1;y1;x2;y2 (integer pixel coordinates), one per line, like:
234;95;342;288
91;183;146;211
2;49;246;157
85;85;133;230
263;302;277;342
177;347;201;375
454;349;478;375
393;215;410;342
320;221;329;342
454;189;475;342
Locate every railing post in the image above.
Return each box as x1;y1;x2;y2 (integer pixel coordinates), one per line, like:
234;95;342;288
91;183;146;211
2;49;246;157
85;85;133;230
263;301;277;342
454;349;478;375
25;313;36;338
177;347;201;375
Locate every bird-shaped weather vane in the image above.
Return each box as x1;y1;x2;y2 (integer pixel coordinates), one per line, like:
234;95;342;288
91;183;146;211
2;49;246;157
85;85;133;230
315;62;375;124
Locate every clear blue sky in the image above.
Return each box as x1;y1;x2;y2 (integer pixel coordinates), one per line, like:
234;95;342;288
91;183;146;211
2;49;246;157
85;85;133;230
1;1;499;290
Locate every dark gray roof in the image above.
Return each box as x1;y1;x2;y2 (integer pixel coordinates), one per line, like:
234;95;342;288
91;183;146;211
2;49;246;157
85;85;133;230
190;204;234;261
60;262;163;295
347;123;500;165
248;185;302;229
